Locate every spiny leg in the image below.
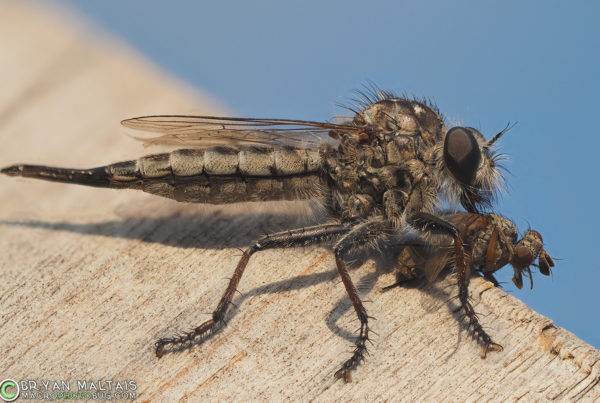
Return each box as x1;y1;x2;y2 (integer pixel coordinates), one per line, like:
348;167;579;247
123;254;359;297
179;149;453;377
332;219;389;382
408;212;502;357
155;223;349;358
453;233;503;357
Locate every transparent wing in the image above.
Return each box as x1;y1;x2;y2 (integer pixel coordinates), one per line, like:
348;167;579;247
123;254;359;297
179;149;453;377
415;213;485;282
121;115;362;148
422;247;454;282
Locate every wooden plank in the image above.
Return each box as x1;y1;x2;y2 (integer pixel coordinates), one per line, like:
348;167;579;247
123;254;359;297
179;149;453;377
0;2;598;401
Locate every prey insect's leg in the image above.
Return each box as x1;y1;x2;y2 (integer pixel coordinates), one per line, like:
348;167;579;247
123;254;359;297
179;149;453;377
155;223;349;358
483;273;500;287
332;219;389;383
408;212;502;358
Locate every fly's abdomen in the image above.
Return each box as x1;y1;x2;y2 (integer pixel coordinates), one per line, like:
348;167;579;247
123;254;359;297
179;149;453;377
2;146;326;203
121;146;325;203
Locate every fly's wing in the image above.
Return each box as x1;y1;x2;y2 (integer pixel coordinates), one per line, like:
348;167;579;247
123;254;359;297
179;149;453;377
395;232;454;283
419;213;488;282
121;115;364;148
418;243;454;283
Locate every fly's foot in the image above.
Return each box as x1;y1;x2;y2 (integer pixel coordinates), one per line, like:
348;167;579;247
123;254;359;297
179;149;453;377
334;325;368;383
154;318;216;358
481;341;503;358
155;341;166;358
461;298;504;359
333;348;365;383
334;367;353;383
467;317;503;359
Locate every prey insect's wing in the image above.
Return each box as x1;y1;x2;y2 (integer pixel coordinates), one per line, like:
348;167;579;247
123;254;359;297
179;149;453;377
121;115;362;148
419;244;454;282
419;213;486;282
397;234;454;283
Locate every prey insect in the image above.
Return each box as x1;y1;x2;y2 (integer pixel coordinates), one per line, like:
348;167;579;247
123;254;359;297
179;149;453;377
2;89;509;382
386;212;554;356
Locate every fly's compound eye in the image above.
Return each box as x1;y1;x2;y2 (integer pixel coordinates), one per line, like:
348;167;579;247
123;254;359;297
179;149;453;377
444;127;482;185
512;230;543;270
514;246;534;267
517;229;553;275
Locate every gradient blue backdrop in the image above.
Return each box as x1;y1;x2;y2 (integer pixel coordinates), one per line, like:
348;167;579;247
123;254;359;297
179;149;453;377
56;0;599;348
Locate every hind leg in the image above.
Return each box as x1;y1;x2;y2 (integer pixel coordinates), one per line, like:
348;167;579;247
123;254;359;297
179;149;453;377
155;223;349;357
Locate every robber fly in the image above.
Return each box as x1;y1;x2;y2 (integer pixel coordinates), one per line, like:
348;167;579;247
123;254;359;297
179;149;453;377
386;213;554;355
2;89;509;382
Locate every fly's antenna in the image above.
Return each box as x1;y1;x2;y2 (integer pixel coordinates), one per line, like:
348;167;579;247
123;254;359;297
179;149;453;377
487;121;517;147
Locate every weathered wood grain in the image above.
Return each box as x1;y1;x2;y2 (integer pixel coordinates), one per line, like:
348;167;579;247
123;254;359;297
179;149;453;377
0;2;598;401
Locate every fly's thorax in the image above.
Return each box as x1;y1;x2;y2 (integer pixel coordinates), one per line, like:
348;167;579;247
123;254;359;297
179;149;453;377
347;97;451;223
352;98;445;146
489;214;518;242
386;133;425;166
324;140;416;223
469;214;518;270
324;131;438;225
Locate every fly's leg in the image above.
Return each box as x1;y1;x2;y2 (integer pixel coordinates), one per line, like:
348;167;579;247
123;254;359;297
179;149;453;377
332;219;389;383
482;226;502;287
155;223;349;358
454;233;503;357
408;212;503;358
483;273;500;287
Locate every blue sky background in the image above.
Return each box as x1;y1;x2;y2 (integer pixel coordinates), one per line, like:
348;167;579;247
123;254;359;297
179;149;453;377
56;0;599;348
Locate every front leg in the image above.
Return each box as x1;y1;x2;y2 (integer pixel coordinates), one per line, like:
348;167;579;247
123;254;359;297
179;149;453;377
408;212;503;358
332;219;389;382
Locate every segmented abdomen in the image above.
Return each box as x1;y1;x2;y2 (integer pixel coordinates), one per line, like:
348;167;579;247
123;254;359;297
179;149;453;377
107;146;326;203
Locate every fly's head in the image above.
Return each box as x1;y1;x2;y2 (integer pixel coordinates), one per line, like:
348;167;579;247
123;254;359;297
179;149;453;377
434;124;509;214
510;230;555;289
